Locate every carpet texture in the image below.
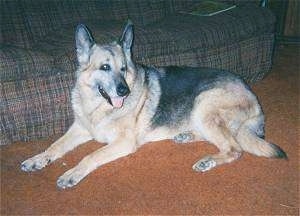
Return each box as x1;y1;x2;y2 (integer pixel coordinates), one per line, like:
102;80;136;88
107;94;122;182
1;45;299;215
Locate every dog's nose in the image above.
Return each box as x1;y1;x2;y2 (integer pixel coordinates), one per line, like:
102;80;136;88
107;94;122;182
117;83;130;97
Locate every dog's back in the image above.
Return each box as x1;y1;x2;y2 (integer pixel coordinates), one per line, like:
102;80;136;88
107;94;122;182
149;66;244;128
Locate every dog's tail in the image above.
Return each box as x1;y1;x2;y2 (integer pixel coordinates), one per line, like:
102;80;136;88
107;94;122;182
236;119;287;159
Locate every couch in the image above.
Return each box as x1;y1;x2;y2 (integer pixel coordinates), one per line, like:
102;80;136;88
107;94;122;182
0;0;276;145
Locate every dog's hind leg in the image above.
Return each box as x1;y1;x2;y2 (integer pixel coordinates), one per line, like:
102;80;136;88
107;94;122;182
237;117;287;159
193;150;242;172
192;112;242;172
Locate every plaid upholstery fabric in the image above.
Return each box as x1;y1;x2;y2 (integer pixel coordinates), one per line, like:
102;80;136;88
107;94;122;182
145;4;275;54
0;0;276;145
5;3;273;81
0;73;75;145
141;34;275;82
0;45;57;82
0;0;168;48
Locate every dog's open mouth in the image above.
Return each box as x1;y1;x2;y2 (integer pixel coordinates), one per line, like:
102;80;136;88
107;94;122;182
98;86;125;108
110;97;125;108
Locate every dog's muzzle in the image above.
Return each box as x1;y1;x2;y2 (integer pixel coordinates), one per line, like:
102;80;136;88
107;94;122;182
98;83;130;108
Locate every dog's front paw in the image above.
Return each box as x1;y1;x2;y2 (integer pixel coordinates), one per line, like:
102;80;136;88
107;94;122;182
21;153;52;172
174;132;194;144
192;156;217;172
57;167;86;189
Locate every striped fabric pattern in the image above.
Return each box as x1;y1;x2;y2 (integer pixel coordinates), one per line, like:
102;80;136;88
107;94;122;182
0;0;276;145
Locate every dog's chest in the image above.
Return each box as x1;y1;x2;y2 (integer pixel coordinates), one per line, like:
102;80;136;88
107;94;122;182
91;124;118;143
89;114;134;143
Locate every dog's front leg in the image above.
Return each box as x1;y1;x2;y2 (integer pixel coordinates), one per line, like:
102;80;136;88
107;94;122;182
57;139;136;189
21;122;92;172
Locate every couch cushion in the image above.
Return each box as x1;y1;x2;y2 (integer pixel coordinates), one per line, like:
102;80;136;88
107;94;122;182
135;4;275;58
0;0;168;48
1;4;275;82
24;3;274;77
0;45;58;82
0;73;75;145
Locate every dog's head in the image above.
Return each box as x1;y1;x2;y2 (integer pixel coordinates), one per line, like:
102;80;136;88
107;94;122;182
75;21;135;108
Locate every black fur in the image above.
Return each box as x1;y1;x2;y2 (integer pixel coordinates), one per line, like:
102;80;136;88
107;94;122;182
269;143;288;159
98;85;112;106
151;66;241;128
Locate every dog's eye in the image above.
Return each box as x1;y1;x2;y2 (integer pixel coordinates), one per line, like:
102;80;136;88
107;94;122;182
100;64;111;71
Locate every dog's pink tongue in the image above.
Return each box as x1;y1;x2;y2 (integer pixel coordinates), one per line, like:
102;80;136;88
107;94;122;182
111;97;124;108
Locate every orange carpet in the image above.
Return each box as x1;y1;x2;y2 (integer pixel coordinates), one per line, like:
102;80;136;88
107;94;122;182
1;45;299;215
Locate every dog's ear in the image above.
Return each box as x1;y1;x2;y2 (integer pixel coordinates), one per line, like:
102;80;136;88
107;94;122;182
120;20;136;71
120;20;134;51
75;24;95;66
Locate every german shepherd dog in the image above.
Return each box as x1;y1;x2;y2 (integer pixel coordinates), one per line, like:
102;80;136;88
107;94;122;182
21;21;287;189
